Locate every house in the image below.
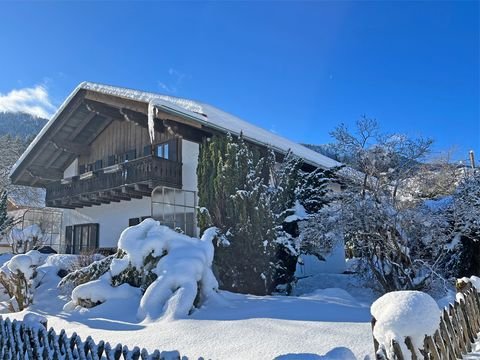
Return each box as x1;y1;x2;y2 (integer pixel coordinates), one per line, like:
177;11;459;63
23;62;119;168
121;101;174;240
10;82;343;271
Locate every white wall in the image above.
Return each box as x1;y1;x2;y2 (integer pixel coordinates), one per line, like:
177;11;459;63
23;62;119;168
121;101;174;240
181;139;199;192
63;197;151;249
295;241;346;276
63;158;78;179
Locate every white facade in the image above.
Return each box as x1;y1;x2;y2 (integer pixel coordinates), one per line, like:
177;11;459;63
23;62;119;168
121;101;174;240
63;197;151;249
181;139;199;192
63;159;78;179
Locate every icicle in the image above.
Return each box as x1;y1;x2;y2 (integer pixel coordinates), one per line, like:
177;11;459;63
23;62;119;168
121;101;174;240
148;101;156;143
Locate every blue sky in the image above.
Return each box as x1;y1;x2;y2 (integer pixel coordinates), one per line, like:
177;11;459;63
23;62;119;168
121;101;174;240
0;1;478;161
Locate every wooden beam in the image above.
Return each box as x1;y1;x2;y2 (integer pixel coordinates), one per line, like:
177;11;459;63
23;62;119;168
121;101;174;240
122;186;143;199
162;119;207;143
48;200;76;209
71;196;93;207
120;108;148;127
98;191;120;202
110;189;131;201
84;99;149;127
85;194;111;205
156;108;203;129
134;183;153;196
68;108;99;140
79;195;102;206
27;166;63;181
84;99;124;120
61;198;87;208
84;91;148;115
50;140;90;156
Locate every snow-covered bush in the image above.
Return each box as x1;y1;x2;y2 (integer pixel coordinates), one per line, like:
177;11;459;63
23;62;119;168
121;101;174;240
57;253;112;295
371;291;440;358
9;224;44;254
433;172;480;279
68;219;219;320
297;203;342;262
0;250;44;311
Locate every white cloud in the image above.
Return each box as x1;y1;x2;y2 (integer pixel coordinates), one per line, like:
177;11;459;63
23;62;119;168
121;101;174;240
158;68;189;94
0;85;57;119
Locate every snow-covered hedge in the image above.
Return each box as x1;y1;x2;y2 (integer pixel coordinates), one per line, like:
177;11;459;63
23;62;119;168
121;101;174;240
0;250;100;312
0;250;45;311
68;219;219;321
371;291;440;358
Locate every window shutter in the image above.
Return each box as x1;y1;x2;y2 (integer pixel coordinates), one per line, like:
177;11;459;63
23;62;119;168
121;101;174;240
143;145;152;157
107;155;116;166
126;149;136;161
94;160;103;171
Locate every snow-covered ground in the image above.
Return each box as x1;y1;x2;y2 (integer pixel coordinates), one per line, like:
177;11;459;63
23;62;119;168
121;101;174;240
0;221;380;359
3;269;377;359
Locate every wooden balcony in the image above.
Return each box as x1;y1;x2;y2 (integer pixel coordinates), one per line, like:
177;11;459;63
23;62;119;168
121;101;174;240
46;156;182;208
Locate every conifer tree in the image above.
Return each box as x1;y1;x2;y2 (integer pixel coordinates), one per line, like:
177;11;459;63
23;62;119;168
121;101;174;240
197;134;339;295
0;191;13;238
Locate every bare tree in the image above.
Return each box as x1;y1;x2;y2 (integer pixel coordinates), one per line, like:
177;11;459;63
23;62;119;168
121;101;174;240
329;117;450;292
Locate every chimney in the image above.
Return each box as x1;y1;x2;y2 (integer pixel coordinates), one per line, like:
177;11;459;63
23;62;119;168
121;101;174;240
469;150;475;169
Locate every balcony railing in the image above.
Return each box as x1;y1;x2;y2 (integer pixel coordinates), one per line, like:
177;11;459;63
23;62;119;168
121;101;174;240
46;156;182;208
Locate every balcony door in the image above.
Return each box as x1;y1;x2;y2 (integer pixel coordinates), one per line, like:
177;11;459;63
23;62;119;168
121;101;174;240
65;223;99;254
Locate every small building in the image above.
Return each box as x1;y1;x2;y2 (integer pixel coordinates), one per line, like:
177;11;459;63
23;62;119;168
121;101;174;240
10;82;343;271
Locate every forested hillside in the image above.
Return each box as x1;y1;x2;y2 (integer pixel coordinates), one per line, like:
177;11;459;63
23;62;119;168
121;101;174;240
0;112;47;139
0;112;47;206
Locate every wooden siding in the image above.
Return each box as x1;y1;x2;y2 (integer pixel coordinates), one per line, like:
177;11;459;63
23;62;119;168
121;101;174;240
78;119;175;167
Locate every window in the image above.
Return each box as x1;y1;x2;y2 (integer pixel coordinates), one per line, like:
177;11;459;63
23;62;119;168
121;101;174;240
64;223;99;254
155;140;177;161
128;216;151;227
156;144;166;159
152;187;196;236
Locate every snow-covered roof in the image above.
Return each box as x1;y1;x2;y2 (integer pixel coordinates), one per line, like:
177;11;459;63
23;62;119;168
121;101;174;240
82;82;340;168
11;82;340;181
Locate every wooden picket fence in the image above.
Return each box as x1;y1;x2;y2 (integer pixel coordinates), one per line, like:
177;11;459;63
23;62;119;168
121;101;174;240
0;316;185;360
372;281;480;359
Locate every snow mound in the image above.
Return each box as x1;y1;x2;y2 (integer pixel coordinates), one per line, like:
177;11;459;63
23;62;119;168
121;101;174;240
6;250;43;279
371;291;440;358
